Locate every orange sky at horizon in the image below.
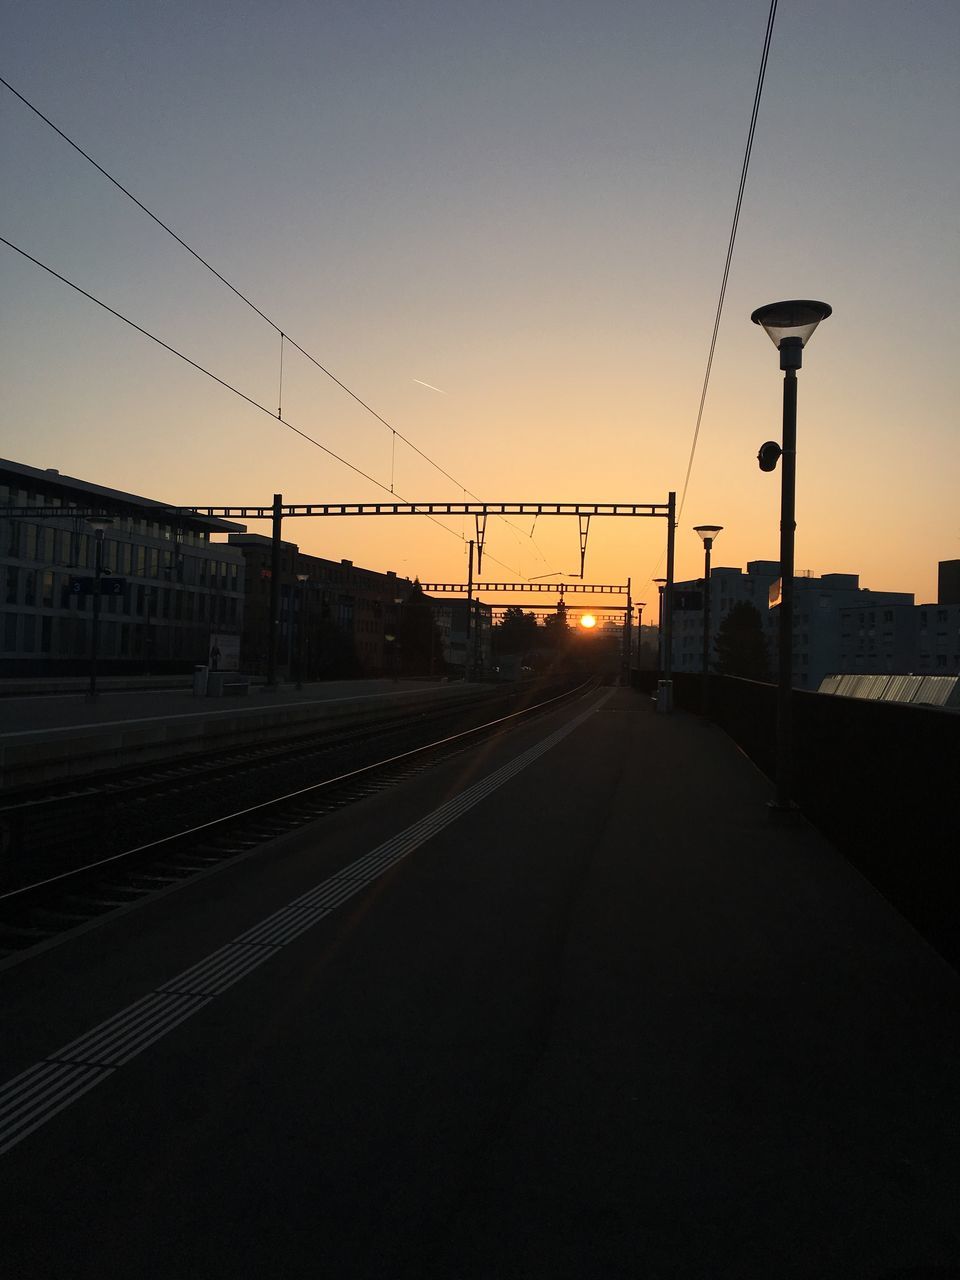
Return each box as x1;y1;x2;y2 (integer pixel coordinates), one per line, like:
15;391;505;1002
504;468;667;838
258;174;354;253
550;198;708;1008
3;1;957;608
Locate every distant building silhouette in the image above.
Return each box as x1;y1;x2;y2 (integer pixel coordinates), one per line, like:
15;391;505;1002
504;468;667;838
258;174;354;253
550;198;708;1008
939;559;960;606
669;560;913;689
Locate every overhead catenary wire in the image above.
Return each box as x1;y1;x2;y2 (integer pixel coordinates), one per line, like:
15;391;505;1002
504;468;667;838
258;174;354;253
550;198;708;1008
638;0;778;604
0;73;552;570
675;0;778;523
0;234;527;574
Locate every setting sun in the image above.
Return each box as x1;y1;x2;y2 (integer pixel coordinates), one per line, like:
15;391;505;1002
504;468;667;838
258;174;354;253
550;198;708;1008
580;615;597;629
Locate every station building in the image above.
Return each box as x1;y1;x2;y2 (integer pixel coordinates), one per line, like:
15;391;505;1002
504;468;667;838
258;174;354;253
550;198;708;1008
1;459;245;676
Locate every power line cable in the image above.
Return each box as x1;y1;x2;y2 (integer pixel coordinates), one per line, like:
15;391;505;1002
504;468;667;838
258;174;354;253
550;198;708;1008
0;73;550;568
637;0;778;606
675;0;778;524
0;233;526;574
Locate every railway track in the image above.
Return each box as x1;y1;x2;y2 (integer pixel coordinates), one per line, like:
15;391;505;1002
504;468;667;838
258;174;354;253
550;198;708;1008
0;678;596;964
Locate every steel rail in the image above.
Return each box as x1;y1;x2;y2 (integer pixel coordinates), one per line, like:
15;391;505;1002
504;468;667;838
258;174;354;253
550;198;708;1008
0;678;595;903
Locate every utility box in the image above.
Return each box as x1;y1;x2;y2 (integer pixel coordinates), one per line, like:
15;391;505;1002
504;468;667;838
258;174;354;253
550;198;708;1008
656;679;673;713
193;665;209;697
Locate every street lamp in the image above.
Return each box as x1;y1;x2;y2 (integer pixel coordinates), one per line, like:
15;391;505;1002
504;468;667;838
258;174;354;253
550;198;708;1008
751;298;832;811
295;573;309;689
86;516;114;701
693;526;722;716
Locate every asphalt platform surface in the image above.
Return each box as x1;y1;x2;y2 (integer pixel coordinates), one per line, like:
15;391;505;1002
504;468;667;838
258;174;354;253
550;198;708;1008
1;686;957;1277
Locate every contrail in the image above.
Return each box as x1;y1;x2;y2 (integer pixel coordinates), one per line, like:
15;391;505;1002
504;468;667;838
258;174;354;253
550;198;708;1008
412;378;448;395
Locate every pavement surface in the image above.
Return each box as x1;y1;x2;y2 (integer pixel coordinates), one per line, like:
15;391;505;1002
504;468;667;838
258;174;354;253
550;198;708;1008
0;677;458;738
1;687;958;1278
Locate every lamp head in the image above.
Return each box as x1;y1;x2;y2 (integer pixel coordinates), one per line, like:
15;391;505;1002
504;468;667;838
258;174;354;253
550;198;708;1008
693;525;723;548
751;299;832;369
86;516;114;535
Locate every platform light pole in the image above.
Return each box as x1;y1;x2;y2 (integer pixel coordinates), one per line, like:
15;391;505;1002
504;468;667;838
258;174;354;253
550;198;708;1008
294;573;308;689
751;299;832;811
693;526;722;716
654;579;666;681
86;516;114;702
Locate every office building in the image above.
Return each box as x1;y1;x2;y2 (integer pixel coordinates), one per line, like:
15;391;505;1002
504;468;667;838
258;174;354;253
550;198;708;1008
1;459;245;675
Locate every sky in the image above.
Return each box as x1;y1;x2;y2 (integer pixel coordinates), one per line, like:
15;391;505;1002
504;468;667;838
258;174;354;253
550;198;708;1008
2;0;957;607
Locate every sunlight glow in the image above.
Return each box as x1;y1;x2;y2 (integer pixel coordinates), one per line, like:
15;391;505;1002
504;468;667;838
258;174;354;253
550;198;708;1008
580;614;597;629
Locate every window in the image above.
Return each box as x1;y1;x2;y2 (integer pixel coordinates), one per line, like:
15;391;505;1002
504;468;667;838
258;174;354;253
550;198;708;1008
3;612;17;651
41;570;54;608
883;610;893;623
23;570;36;607
5;567;17;605
936;655;947;667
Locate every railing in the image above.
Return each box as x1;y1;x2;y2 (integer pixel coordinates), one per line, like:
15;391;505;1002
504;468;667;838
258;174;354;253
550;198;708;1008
633;670;959;968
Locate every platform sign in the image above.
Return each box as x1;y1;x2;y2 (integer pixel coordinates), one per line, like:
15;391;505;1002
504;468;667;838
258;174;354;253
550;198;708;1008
208;633;240;671
68;576;128;596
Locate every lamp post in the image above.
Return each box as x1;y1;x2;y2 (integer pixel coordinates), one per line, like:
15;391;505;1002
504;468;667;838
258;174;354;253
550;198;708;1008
295;573;309;689
653;579;666;681
751;299;832;811
86;517;114;701
693;526;723;716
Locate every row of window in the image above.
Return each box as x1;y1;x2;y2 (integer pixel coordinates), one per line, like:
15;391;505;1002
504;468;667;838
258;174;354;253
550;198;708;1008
4;524;241;588
2;612;217;659
4;571;240;625
0;489;211;547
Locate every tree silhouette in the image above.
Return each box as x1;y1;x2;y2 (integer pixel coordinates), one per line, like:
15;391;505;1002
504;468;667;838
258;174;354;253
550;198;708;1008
714;601;771;680
493;606;539;656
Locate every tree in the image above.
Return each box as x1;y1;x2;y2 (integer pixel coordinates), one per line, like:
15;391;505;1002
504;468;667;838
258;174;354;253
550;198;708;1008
541;600;570;649
713;602;771;680
493;606;539;656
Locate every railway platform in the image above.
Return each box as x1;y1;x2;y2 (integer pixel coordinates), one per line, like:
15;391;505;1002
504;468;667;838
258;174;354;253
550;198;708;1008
1;686;958;1277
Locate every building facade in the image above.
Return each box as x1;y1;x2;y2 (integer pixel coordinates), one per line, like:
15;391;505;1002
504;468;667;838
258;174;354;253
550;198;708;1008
428;597;493;675
838;601;960;675
1;459;245;675
670;559;914;689
228;533;410;678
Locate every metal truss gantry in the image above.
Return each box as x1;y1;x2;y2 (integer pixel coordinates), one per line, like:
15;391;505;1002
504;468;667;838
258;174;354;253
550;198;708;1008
419;582;628;595
2;494;677;694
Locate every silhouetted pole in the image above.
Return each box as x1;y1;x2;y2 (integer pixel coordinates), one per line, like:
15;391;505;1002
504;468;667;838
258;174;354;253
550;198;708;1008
295;573;308;689
660;491;676;711
751;299;832;813
267;493;282;687
693;525;722;717
465;538;474;681
777;361;798;806
622;577;632;685
653;579;666;682
86;518;112;701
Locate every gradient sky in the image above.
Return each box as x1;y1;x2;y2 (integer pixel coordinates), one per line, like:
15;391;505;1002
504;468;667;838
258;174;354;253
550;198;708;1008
2;0;957;606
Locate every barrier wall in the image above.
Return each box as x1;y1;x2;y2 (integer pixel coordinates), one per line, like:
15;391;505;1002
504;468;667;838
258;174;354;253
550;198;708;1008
652;672;960;966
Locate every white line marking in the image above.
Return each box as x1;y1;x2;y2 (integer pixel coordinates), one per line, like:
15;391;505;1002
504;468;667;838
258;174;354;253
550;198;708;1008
0;691;610;1154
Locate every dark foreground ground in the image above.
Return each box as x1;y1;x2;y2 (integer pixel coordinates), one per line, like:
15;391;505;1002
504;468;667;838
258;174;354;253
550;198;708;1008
2;687;957;1278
